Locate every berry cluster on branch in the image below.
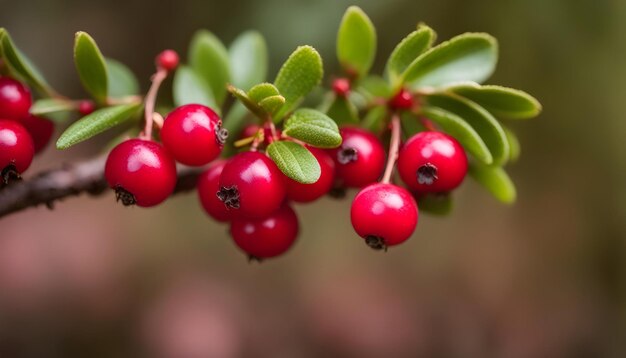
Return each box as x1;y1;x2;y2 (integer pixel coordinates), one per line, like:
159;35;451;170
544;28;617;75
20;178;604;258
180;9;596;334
0;6;541;260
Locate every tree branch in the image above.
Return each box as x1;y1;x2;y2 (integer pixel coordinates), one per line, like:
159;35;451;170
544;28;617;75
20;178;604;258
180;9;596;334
0;156;202;218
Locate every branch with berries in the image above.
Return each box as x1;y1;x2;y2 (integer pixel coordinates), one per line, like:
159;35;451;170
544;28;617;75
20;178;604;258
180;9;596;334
0;6;541;259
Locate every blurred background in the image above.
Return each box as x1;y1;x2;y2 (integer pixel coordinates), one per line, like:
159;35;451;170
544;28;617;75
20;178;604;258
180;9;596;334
1;0;625;357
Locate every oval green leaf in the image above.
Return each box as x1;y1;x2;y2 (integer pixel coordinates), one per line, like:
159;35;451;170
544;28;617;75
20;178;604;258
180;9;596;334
385;24;436;86
247;83;280;103
1;29;54;96
31;99;75;117
450;83;542;119
502;125;521;162
74;32;108;105
469;163;516;204
267;141;321;184
229;31;268;91
106;58;139;98
189;30;230;105
56;103;141;149
421;106;493;164
173;65;217;111
426;93;509;165
404;33;498;88
336;6;376;78
274;46;323;120
326;96;358;125
283;108;342;148
258;95;285;116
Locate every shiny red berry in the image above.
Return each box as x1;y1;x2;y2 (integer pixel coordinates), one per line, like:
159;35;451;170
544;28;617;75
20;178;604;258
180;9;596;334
350;183;418;250
104;139;177;207
18;115;54;154
217;151;286;219
397;131;468;193
197;159;233;222
389;88;414;110
0;120;34;185
330;127;385;188
230;204;299;259
156;50;179;72
332;78;351;97
0;77;32;120
285;147;335;203
78;100;95;116
161;104;228;166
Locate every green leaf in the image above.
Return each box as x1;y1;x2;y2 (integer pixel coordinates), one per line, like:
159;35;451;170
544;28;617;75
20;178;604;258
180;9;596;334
228;85;265;118
400;111;425;137
336;6;376;78
189;30;230;105
74;32;108;105
30;99;75;117
421;106;493;164
469;163;516;204
105;58;139;98
450;83;542;119
386;24;436;86
426;93;509;165
358;75;392;99
266;141;321;184
404;33;498;88
0;29;54;96
326;96;358;125
362;105;387;133
258;95;285;116
173;65;217;111
418;193;453;216
502;125;521;162
274;46;323;120
56;103;141;149
283;108;342;148
229;31;268;91
247;83;280;103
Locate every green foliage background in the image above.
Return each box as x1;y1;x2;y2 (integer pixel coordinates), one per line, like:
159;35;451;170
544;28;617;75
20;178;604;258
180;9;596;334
1;0;625;356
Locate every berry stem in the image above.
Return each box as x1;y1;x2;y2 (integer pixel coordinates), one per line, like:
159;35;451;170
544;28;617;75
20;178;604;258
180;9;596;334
381;114;401;184
141;68;168;140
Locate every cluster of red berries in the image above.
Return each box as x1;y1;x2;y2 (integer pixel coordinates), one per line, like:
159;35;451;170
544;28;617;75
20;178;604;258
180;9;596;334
0;77;55;187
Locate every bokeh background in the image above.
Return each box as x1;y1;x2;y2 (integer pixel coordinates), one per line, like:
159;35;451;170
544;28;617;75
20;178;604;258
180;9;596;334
1;0;625;357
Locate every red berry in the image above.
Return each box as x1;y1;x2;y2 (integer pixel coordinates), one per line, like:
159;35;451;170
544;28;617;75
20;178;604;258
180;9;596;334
156;50;179;72
78;100;95;116
197;159;233;222
161;104;227;166
397;131;468;193
0;77;32;120
230;204;299;259
0;120;34;185
285;147;335;203
332;78;351;97
217;151;286;219
104;139;177;207
330;127;385;188
350;183;418;250
18;115;54;154
389;88;414;110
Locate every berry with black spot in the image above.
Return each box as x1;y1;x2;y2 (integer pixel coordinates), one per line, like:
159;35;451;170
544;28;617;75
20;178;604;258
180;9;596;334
230;204;299;260
285;146;335;203
330;127;385;188
350;183;418;250
217;151;285;218
197;159;233;222
161;104;227;166
0;119;34;186
0;77;32;120
104;139;177;207
397;131;468;193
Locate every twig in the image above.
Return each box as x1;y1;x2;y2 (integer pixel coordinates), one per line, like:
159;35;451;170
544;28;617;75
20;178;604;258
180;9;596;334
0;156;203;218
